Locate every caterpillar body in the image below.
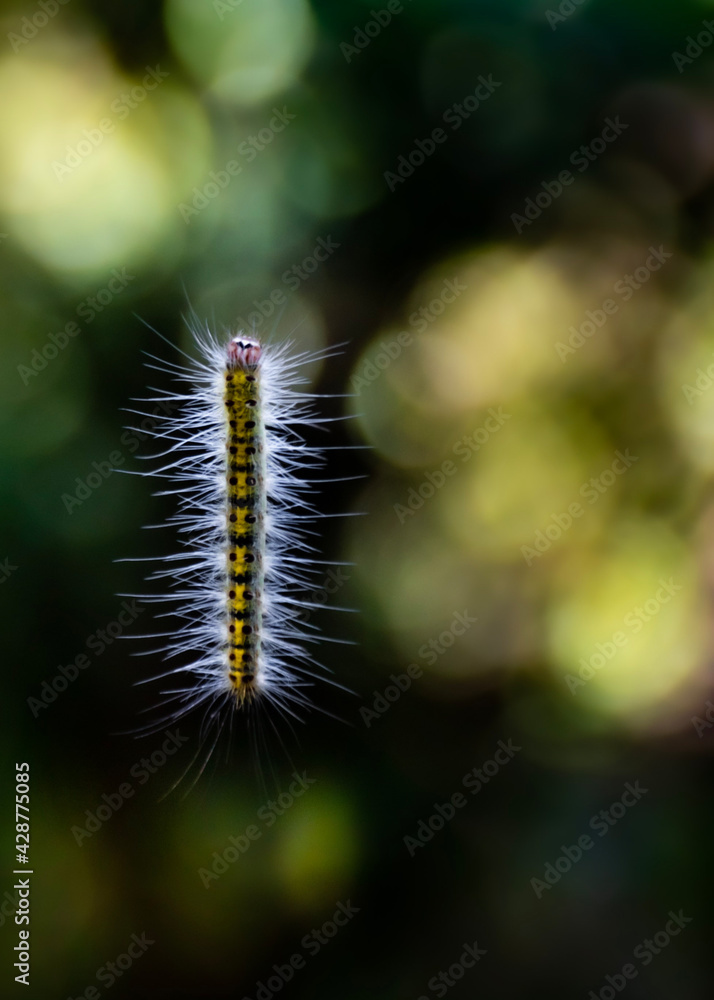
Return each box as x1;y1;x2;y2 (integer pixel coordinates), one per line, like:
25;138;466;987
125;322;350;768
223;336;264;705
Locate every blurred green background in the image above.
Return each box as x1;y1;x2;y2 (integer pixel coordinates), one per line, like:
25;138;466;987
2;0;714;996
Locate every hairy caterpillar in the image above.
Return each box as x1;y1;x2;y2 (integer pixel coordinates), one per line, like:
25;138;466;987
123;319;351;774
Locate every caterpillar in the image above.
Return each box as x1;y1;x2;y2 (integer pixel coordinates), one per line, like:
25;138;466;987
123;319;351;775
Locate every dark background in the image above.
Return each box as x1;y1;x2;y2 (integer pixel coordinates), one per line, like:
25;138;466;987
1;0;713;997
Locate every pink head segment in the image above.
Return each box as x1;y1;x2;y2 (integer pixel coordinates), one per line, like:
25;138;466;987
227;335;262;370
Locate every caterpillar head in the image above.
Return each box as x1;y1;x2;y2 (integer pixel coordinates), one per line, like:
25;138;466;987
227;335;262;371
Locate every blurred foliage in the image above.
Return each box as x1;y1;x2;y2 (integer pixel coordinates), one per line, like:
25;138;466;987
1;0;714;997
